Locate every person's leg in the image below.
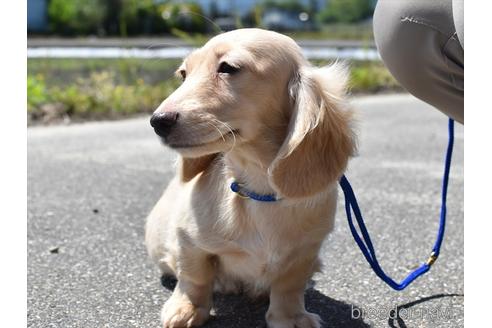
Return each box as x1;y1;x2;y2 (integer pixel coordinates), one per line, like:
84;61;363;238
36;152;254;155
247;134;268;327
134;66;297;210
453;0;464;47
373;0;464;123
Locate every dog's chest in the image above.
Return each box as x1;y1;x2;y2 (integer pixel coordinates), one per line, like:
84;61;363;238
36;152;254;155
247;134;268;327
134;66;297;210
217;233;283;283
212;203;298;283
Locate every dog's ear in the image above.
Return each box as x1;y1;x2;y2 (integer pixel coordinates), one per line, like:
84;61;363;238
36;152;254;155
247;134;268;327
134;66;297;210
180;154;217;182
268;63;356;198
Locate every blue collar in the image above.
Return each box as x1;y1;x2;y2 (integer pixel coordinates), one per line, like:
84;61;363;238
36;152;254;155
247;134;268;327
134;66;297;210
230;181;279;202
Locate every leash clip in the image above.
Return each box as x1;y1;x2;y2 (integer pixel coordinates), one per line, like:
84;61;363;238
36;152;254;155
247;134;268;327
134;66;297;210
426;252;438;266
230;182;250;199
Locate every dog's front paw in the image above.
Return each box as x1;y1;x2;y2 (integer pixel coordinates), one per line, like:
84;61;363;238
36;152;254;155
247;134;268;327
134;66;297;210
266;311;321;328
161;299;210;328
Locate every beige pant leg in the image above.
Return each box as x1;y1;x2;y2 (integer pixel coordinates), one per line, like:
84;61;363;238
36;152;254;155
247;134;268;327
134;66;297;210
453;0;464;47
373;0;464;123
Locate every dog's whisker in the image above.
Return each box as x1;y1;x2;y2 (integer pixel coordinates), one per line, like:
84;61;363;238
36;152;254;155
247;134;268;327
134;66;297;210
215;120;237;153
212;119;236;151
207;121;226;142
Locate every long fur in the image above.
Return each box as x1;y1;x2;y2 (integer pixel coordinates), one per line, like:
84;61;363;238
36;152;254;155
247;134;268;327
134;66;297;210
145;28;356;328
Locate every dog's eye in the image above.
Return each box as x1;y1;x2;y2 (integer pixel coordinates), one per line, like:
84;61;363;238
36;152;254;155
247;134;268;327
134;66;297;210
179;70;186;81
218;62;240;75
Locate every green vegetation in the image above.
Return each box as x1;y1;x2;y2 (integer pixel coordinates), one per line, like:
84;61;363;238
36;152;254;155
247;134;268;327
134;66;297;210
46;0;209;36
262;0;308;13
27;58;400;124
48;0;107;35
27;71;180;123
39;0;378;38
27;58;181;124
109;0;167;36
349;61;401;93
318;0;373;24
159;2;209;33
287;22;373;41
27;58;181;85
27;75;49;113
311;59;401;93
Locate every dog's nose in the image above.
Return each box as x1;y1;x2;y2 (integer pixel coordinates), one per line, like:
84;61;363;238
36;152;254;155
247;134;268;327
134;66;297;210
150;112;179;138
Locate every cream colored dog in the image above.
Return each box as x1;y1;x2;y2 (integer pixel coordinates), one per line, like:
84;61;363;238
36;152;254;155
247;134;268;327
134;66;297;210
145;28;356;328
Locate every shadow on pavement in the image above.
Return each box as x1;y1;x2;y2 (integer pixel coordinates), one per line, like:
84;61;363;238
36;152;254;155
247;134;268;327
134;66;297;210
387;293;464;328
161;276;370;328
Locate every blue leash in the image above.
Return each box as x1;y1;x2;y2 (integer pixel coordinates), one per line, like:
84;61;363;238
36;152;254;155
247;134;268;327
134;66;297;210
339;118;455;290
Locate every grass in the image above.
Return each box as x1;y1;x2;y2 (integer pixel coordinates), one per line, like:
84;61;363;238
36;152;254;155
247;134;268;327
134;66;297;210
170;23;375;44
349;61;401;93
27;58;181;86
286;22;374;42
28;58;181;124
27;58;401;124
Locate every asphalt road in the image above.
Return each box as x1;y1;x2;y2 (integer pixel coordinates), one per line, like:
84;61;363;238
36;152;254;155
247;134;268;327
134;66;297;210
27;94;464;328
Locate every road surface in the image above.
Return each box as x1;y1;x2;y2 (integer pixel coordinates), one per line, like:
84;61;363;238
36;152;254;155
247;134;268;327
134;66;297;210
28;94;464;328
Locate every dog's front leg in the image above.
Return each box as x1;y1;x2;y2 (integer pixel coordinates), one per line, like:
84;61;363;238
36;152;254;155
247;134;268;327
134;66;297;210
266;257;321;328
161;250;216;328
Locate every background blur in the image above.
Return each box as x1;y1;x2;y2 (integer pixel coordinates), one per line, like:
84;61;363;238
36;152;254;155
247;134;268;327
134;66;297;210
27;0;401;125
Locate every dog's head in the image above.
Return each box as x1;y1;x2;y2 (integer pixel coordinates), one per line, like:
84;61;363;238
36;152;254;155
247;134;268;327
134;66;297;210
151;28;356;198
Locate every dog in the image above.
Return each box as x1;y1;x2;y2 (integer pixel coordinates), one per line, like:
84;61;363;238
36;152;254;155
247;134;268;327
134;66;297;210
145;28;356;328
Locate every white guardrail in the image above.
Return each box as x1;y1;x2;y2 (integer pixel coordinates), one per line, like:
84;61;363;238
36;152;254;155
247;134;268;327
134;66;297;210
27;46;380;61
